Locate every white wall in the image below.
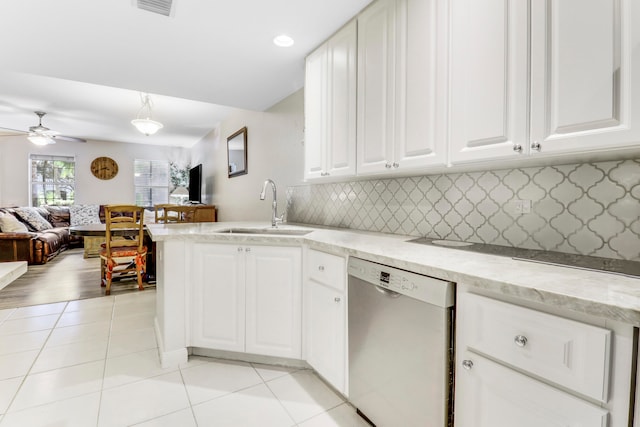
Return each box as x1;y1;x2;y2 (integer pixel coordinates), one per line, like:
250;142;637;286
190;89;305;221
0;136;189;206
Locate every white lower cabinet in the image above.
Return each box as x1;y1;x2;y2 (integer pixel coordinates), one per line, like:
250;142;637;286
191;243;245;352
455;289;635;427
245;245;302;359
191;243;302;359
304;248;347;394
456;350;608;427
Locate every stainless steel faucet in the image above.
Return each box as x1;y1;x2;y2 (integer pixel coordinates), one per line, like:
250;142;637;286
259;179;284;227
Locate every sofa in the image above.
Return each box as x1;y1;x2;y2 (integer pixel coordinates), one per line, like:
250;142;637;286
0;206;83;265
0;205;158;265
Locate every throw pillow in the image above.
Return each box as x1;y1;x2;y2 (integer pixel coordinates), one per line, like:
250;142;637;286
0;212;29;233
69;205;101;226
13;207;53;231
44;206;71;228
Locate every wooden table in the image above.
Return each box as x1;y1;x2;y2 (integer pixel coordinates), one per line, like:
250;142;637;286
0;261;28;291
69;224;143;258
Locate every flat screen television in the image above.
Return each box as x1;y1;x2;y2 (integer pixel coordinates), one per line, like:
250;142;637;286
188;164;202;203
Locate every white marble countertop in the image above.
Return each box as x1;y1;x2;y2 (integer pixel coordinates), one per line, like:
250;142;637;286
147;222;640;325
0;261;28;291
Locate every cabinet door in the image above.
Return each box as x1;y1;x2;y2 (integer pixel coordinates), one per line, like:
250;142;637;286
245;246;302;359
455;351;609;427
357;0;397;175
395;0;447;170
191;244;245;352
304;44;327;180
326;21;357;178
449;0;529;164
529;0;640;154
305;281;346;394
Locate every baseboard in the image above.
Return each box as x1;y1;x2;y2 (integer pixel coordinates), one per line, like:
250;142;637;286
154;317;188;368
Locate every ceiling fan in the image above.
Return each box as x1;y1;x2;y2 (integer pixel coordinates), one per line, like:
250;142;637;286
0;111;87;145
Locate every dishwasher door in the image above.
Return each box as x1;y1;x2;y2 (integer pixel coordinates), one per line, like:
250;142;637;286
348;272;453;427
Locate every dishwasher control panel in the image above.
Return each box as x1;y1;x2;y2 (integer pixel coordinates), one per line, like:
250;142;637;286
348;257;455;307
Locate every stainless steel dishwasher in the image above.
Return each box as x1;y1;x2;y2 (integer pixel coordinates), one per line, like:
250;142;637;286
348;257;455;427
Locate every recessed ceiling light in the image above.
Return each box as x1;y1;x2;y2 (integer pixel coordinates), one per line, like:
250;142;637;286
273;34;294;48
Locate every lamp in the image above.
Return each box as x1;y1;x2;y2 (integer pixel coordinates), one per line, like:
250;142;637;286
131;93;164;136
28;134;55;146
170;186;189;204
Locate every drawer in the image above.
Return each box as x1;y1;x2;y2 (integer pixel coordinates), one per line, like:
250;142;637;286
307;249;346;292
459;292;611;402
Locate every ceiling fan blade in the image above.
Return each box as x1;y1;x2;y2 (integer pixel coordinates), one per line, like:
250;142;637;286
0;126;27;134
51;135;87;143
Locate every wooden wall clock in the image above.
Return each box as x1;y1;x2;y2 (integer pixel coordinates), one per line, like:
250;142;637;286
90;157;119;180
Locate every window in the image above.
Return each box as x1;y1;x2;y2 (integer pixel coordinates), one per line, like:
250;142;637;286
134;159;169;207
30;154;75;207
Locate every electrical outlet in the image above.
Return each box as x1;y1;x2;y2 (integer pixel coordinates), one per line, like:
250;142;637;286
514;199;531;214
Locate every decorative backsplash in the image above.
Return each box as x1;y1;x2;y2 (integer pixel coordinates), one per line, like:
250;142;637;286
286;159;640;261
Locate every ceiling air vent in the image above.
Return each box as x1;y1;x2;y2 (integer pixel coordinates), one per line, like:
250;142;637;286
136;0;173;17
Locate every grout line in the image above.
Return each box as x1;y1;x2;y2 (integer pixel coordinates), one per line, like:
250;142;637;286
94;297;116;427
176;367;199;427
262;374;299;426
1;301;68;418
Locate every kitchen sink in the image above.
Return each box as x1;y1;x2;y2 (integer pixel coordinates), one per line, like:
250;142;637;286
215;227;312;236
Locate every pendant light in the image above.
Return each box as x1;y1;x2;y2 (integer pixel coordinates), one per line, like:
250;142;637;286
131;93;163;136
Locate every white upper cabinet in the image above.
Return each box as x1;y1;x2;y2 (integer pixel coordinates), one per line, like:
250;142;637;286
357;0;447;176
449;0;529;163
529;0;640;155
304;21;357;181
450;0;640;164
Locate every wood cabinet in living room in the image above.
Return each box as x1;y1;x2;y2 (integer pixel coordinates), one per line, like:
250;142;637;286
356;0;447;176
449;0;640;164
304;20;357;181
190;243;302;359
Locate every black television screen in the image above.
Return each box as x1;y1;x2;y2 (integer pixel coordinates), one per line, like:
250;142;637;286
188;164;202;203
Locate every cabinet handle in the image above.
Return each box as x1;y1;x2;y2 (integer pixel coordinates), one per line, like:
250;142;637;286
385;162;392;169
237;247;243;252
462;360;473;370
514;335;528;347
321;171;330;177
245;248;251;252
318;265;325;271
513;144;523;153
531;142;541;151
334;297;341;302
392;162;399;168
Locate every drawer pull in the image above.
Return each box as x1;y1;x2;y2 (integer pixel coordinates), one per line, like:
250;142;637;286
334;297;341;302
318;265;325;271
514;335;528;347
462;360;473;370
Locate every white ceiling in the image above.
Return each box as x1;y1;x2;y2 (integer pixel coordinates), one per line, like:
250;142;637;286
0;0;372;147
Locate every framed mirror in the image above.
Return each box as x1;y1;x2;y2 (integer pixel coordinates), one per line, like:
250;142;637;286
227;127;248;178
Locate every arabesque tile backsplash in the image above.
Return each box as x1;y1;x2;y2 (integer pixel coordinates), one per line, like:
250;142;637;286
286;159;640;261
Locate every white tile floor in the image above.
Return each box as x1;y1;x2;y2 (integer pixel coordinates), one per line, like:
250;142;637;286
0;291;370;427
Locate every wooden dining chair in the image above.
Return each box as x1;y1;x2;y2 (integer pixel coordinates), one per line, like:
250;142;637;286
154;204;177;223
100;205;147;295
163;205;197;223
